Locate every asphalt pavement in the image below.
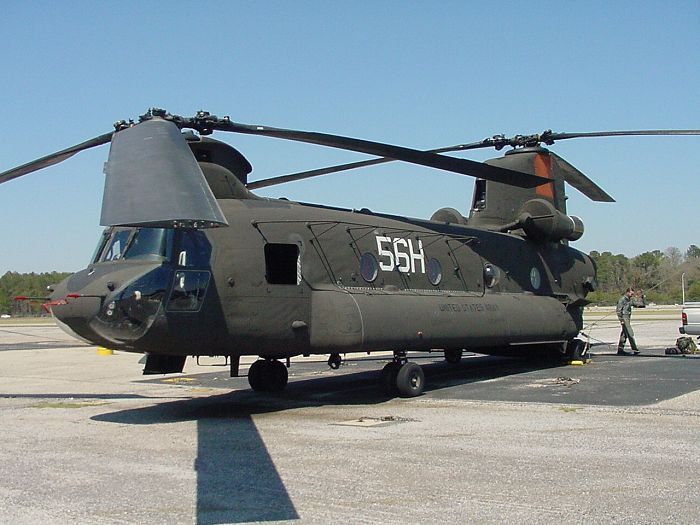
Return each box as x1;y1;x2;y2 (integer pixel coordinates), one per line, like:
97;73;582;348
1;318;698;524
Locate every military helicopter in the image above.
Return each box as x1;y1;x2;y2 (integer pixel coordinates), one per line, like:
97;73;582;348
2;109;698;397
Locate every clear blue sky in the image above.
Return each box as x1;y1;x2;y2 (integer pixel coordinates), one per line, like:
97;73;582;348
1;1;698;274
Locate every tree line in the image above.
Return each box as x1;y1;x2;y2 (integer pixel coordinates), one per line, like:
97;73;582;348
0;272;72;316
587;245;700;305
1;245;699;315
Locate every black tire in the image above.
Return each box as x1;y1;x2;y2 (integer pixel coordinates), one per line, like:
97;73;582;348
267;360;289;392
381;361;401;396
566;338;589;361
444;348;463;364
395;362;425;398
248;360;267;392
328;353;342;370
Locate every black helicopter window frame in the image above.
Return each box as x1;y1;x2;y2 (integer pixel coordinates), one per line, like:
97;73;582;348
264;243;300;285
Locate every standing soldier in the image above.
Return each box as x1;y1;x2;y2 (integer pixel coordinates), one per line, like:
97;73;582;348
616;287;645;355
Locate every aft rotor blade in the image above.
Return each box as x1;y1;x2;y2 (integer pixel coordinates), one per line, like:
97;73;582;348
101;119;227;228
0;132;113;185
454;129;700;150
215;121;548;188
546;129;700;141
247;142;503;190
548;152;615;202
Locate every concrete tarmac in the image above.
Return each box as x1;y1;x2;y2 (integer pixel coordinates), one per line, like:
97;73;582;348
1;317;699;524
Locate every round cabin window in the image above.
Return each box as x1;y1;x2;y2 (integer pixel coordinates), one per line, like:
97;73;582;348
530;267;541;290
359;252;379;283
427;258;443;286
484;264;500;288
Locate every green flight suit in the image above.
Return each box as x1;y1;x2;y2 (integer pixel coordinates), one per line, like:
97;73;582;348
616;293;643;352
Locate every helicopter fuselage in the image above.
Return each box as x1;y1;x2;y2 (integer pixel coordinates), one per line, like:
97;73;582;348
50;196;595;361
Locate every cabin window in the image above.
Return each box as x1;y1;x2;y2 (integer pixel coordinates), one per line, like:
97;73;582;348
427;258;443;286
265;243;300;285
359;252;379;283
484;264;500;288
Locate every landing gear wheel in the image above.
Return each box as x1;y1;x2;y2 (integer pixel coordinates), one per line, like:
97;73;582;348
395;362;425;398
328;353;342;370
266;359;289;392
567;338;589;361
248;359;288;392
444;348;463;364
381;361;401;396
248;359;267;392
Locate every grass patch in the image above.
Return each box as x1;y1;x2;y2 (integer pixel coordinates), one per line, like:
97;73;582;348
0;317;55;326
31;401;110;409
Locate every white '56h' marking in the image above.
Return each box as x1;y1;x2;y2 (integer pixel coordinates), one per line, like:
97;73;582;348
375;236;425;273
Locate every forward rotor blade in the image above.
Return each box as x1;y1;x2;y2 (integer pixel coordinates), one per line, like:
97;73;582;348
101;119;227;228
0;132;113;185
216;121;548;188
548;152;615;202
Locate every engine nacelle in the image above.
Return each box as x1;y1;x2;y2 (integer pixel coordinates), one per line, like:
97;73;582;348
517;199;584;242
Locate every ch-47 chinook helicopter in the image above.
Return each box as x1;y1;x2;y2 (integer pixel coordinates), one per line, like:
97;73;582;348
2;109;698;397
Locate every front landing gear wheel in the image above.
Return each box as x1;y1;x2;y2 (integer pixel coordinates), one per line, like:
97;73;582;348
395;362;425;398
248;359;289;392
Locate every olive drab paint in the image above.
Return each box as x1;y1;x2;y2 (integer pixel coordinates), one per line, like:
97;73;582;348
7;111;692;397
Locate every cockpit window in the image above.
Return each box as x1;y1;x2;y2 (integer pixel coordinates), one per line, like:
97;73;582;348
124;228;173;261
94;227;174;263
91;229;111;264
175;230;211;268
100;229;132;261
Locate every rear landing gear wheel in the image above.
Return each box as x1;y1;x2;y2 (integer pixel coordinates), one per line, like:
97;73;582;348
248;359;267;392
566;338;589;361
395;362;425;398
381;361;401;396
328;353;342;370
248;359;289;392
266;359;289;392
444;348;463;364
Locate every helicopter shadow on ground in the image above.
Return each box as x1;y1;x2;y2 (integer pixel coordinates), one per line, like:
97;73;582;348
90;355;558;525
266;354;564;405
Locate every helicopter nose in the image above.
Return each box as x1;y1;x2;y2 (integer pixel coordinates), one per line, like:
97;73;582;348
48;275;105;345
46;265;173;348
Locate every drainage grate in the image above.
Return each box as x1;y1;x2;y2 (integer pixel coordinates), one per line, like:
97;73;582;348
334;415;417;427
